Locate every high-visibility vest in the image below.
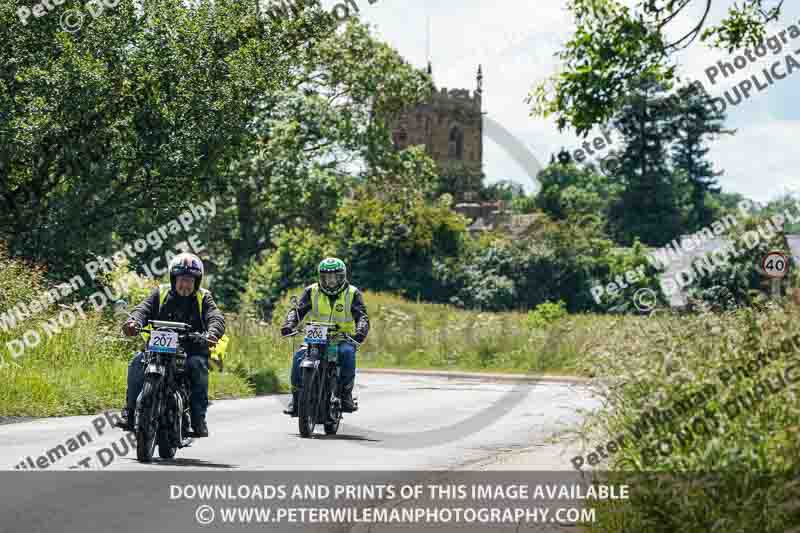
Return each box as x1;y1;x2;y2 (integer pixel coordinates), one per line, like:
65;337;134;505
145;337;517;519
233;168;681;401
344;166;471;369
308;283;357;335
139;285;229;369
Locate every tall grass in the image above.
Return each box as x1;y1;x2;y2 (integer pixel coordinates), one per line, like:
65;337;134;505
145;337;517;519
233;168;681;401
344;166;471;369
268;290;607;376
573;301;800;532
0;311;255;417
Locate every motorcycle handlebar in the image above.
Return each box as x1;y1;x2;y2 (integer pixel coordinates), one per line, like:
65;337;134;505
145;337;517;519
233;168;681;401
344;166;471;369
180;332;210;345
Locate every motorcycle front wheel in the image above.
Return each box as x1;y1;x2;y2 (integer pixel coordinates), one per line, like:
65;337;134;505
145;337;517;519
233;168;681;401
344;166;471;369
136;378;160;462
157;390;180;459
298;367;319;438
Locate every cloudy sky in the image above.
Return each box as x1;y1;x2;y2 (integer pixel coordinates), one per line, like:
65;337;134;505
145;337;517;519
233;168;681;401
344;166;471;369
319;0;800;202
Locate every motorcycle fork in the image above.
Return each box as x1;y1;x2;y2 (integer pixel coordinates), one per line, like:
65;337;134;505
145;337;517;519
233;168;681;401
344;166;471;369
136;373;163;432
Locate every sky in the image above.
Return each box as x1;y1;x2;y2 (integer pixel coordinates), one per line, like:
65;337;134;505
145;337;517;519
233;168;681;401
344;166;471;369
317;0;800;203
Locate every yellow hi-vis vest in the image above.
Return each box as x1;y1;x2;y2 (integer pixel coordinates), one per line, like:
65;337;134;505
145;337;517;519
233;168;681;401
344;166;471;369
308;283;357;335
139;285;229;370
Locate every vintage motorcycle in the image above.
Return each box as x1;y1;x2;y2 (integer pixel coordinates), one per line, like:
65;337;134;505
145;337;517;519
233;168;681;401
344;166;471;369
285;296;359;438
134;320;208;462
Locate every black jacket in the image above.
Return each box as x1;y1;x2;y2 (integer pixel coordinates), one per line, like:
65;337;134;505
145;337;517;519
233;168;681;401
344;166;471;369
128;287;226;356
282;285;369;339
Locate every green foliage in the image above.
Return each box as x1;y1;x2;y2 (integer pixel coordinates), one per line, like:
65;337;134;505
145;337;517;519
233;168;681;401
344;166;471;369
686;214;789;311
529;0;786;134
0;242;47;316
204;23;434;308
526;300;567;329
669;82;731;230
1;0;321;281
608;76;684;246
509;195;537;214
331;189;468;300
535;162;622;223
242;228;335;320
436;215;663;313
595;240;667;313
432;161;485;200
580;303;800;533
345;291;593;375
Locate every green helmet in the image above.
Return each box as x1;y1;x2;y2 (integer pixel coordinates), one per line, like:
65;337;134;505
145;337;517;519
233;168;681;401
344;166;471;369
318;257;347;296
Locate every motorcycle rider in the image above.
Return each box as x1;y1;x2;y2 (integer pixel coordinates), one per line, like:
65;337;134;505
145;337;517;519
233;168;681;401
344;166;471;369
281;257;369;416
115;253;226;437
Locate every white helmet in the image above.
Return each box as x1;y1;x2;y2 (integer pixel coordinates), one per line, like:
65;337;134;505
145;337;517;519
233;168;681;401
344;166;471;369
168;252;204;294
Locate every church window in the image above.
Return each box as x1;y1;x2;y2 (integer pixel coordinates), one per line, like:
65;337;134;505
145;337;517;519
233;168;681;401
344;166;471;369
449;126;464;159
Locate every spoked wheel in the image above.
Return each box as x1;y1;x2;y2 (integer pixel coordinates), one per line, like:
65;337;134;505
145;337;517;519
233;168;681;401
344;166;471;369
136;379;160;463
298;368;318;438
158;392;180;459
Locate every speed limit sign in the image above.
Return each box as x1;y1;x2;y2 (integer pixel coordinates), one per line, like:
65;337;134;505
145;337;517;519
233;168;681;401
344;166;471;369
762;251;788;278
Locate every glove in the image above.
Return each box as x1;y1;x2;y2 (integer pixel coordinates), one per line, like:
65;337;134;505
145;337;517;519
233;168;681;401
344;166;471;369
280;325;295;337
353;332;366;344
122;321;140;337
206;333;219;349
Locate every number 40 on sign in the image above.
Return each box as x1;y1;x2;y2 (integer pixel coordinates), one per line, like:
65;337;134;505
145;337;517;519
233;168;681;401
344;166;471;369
762;251;788;278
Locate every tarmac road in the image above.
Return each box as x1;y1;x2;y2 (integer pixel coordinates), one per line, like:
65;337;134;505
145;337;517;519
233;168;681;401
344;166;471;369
0;371;598;533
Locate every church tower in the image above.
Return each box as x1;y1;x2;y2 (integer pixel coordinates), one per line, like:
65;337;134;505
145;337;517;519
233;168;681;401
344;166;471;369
389;65;484;177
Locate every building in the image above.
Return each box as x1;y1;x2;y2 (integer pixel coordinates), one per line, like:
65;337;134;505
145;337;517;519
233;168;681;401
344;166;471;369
389;63;484;178
388;64;534;235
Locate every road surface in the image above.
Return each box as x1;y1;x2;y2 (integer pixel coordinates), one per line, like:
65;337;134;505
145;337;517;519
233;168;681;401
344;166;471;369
0;371;599;533
1;372;596;471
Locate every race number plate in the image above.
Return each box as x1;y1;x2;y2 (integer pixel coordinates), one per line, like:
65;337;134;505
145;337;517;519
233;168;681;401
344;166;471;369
304;325;329;345
148;330;179;353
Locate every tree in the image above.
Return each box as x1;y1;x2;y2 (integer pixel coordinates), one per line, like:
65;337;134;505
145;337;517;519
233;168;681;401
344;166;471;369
535;161;622;225
330;187;467;301
204;22;434;306
0;0;329;281
668;82;732;230
607;76;683;246
529;0;786;135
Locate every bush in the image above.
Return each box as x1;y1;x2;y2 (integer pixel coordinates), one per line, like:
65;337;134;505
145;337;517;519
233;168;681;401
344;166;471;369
241;228;334;320
526;300;567;329
0;241;49;322
243;190;468;318
331;190;467;300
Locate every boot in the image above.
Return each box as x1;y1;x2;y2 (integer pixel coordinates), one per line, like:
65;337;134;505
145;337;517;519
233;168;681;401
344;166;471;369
114;408;134;431
191;416;209;438
283;389;299;417
340;383;358;413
